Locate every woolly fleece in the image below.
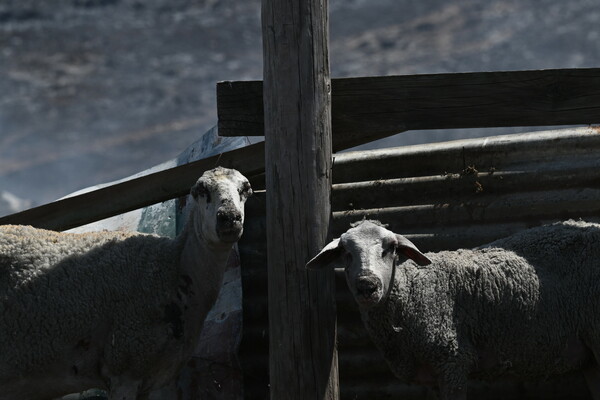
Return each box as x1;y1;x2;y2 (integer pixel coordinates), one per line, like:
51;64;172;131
0;166;252;400
312;220;600;396
0;226;184;395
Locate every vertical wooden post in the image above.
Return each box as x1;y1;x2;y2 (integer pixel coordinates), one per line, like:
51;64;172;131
262;0;339;399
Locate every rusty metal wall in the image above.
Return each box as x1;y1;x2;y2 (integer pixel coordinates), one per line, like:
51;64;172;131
238;127;600;399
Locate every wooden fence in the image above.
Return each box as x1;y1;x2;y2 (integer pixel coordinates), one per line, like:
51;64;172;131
3;68;600;230
2;68;600;400
218;68;600;150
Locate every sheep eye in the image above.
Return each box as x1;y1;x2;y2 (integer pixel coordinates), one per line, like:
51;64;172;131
193;183;211;203
382;241;395;257
240;181;253;197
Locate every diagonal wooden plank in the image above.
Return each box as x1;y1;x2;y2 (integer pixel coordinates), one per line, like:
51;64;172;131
218;68;600;151
0;142;265;231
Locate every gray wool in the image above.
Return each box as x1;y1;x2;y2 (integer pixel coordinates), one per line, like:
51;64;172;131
0;167;252;400
0;226;186;395
368;220;600;386
311;219;600;393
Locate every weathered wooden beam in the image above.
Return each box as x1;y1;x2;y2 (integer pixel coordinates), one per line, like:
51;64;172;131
330;165;600;210
331;188;600;236
248;165;600;216
262;0;339;398
0;142;265;231
218;68;600;150
332;127;600;183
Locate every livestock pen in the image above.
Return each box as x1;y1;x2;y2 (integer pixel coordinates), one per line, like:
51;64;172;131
3;2;600;398
238;126;600;399
3;90;600;400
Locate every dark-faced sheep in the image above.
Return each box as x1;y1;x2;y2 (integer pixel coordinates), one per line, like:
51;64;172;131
0;167;252;400
307;219;600;400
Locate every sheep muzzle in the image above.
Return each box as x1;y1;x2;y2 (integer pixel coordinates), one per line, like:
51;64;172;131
355;275;383;306
215;208;244;242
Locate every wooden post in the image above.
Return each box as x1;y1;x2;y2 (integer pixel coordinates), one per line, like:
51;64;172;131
262;0;339;399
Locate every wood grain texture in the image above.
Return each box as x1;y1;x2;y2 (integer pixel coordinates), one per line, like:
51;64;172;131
218;68;600;150
331;127;600;183
0;142;265;231
262;0;339;398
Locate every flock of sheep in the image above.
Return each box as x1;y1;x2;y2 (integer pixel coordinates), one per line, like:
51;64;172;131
1;166;599;400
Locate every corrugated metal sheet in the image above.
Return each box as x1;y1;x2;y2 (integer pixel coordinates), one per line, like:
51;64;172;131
239;127;600;399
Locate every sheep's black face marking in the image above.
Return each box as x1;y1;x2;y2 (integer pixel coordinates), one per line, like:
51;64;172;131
239;181;253;199
192;182;211;203
382;241;395;258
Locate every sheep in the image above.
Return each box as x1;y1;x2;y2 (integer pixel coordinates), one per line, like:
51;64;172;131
0;166;253;400
306;219;600;400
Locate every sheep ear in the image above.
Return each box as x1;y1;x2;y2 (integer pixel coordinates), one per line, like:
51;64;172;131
395;235;432;266
306;238;343;270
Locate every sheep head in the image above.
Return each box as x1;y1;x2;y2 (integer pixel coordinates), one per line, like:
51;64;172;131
190;167;252;244
306;220;431;308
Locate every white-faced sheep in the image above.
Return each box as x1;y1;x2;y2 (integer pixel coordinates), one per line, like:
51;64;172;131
307;219;600;400
0;167;252;400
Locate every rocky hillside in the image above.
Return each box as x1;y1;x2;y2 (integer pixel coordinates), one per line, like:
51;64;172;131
1;0;599;205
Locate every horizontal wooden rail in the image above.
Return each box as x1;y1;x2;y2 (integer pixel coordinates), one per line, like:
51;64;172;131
0;142;265;231
6;68;600;231
218;68;600;150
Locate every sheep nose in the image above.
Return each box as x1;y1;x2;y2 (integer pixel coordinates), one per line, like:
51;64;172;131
356;276;380;298
217;209;242;226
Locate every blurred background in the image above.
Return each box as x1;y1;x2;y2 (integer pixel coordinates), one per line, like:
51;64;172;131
1;0;599;212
